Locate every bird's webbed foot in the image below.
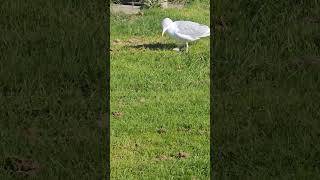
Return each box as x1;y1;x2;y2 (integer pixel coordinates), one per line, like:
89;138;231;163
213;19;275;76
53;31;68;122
173;43;186;52
173;47;180;52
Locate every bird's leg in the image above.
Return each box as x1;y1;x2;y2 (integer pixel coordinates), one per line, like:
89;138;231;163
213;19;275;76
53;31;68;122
186;42;189;52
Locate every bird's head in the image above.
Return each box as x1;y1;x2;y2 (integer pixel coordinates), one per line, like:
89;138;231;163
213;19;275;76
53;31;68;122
161;18;173;37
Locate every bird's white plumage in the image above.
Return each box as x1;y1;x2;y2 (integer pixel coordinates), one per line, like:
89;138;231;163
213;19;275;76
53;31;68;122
175;21;210;41
161;17;210;51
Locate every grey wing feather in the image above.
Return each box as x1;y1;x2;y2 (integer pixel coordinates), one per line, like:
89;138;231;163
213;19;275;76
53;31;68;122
175;21;210;38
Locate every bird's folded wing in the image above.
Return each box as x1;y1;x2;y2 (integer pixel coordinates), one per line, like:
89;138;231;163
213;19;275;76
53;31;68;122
175;32;199;41
175;21;210;41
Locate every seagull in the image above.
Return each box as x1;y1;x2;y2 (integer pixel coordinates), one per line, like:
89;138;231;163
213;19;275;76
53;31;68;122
161;17;210;52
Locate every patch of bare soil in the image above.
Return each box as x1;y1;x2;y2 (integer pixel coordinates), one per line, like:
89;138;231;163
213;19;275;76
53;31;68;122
177;126;192;132
112;37;145;46
3;157;42;177
156;127;167;134
176;151;190;159
112;111;124;118
155;155;173;161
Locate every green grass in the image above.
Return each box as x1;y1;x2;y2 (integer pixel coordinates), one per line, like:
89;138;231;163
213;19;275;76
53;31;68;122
110;1;210;179
213;1;320;179
0;1;107;179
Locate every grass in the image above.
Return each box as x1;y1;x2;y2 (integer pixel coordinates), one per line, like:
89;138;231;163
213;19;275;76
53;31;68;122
0;0;107;179
2;0;318;179
213;1;320;179
110;0;210;179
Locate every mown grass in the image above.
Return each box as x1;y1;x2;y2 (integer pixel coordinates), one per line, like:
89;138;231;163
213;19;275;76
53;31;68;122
110;1;210;179
0;1;107;179
213;1;320;179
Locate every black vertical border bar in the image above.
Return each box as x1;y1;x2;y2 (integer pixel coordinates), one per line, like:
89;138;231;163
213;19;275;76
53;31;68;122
210;0;215;179
105;0;111;179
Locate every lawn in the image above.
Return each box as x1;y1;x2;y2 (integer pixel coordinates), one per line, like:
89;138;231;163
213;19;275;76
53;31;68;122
213;1;320;179
110;1;210;179
0;1;107;179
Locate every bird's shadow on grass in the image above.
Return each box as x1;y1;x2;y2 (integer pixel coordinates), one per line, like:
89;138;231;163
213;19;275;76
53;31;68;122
128;43;177;51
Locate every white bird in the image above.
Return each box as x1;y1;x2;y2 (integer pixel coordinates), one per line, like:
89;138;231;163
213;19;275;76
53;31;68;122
161;17;210;52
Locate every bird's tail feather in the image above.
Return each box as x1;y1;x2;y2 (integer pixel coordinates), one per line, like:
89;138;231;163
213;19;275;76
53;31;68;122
200;29;210;38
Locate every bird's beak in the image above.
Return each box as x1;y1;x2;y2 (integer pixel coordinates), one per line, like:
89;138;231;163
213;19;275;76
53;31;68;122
162;27;168;37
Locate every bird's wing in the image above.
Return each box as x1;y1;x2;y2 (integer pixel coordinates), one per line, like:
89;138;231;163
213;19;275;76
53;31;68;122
175;21;210;41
